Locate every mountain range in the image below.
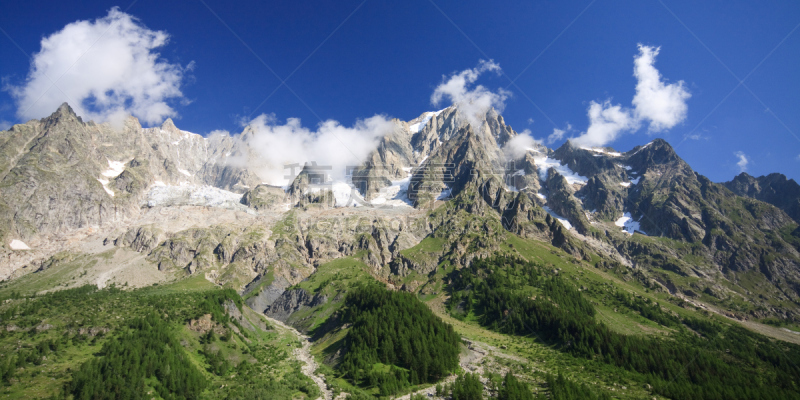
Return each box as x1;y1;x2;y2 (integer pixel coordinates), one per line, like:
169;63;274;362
3;103;799;320
2;103;800;399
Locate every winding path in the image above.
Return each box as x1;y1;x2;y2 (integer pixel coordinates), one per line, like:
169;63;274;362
262;315;340;400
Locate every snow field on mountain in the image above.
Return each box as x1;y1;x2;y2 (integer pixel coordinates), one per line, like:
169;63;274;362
97;159;127;197
9;240;31;250
615;212;645;235
542;205;573;230
146;183;247;210
529;151;588;185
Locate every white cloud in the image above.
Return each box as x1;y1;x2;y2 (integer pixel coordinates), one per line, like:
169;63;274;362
735;151;749;172
796;154;800;161
543;123;572;145
573;101;638;147
572;45;690;147
547;128;566;144
229;114;395;185
6;8;189;126
431;60;511;128
503;130;538;160
0;120;11;131
632;45;691;132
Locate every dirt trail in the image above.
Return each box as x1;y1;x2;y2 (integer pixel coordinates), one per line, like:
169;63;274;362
262;315;341;400
677;295;800;346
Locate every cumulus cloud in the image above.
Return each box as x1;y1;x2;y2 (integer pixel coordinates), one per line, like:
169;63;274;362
735;151;749;172
632;45;691;132
431;60;511;128
543;123;572;145
231;114;395;185
572;45;690;147
503;130;538;160
576;101;638;147
6;8;189;126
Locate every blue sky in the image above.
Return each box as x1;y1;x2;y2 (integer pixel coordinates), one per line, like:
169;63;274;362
1;0;798;182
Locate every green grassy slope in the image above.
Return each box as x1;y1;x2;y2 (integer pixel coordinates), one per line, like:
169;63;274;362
0;278;319;400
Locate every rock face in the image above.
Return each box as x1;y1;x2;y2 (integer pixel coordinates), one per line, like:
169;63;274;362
244;276;292;313
0;103;258;244
724;172;800;222
242;184;288;211
264;288;327;322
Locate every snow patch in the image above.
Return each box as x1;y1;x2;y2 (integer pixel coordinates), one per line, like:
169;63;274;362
632;141;653;155
96;159;127;197
531;153;588;185
408;108;447;134
178;168;192;177
9;240;30;250
97;178;114;197
146;184;247;210
436;187;453;201
369;176;414;207
542;206;572;230
306;177;413;208
330;181;362;207
581;147;622;157
615;212;645;235
619;182;631;188
101;160;125;178
630;177;641;185
409;114;434;134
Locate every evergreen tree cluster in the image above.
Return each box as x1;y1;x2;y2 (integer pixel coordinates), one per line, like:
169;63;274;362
448;255;800;400
612;290;680;327
498;372;533;400
437;373;485;400
339;284;461;395
540;372;610;400
450;373;484;400
65;312;206;400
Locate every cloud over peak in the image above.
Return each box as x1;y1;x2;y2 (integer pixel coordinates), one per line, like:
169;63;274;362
571;45;690;147
735;151;749;172
6;8;190;126
431;60;510;127
231;113;395;185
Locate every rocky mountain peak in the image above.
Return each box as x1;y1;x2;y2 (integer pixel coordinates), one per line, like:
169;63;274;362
551;140;617;178
44;102;82;126
56;102;78;117
160;118;178;132
724;171;800;222
628;138;679;164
